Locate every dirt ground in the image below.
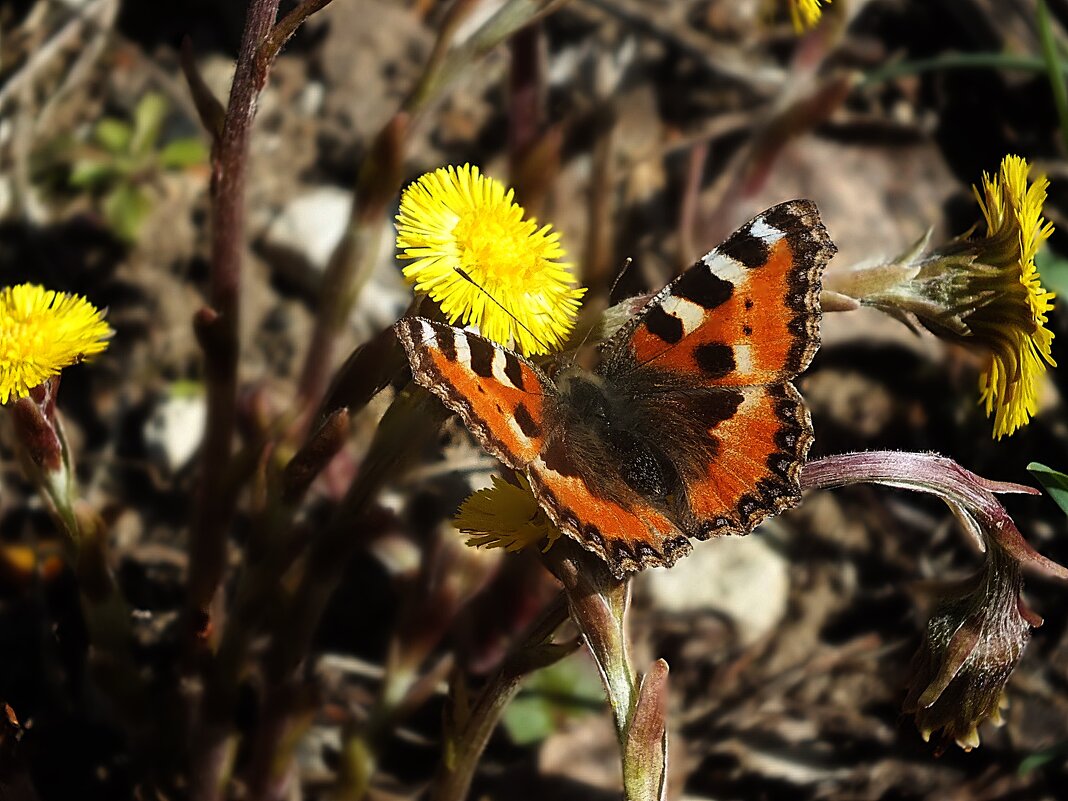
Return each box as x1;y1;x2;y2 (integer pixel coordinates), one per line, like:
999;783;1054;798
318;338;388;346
1;1;1068;799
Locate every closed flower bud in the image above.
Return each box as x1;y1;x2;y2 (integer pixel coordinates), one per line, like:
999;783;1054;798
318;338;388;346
904;546;1039;751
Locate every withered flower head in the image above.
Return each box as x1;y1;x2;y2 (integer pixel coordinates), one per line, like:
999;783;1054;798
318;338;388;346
802;451;1068;751
904;546;1039;751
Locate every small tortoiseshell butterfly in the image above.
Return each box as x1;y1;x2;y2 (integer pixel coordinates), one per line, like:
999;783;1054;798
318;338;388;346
396;200;836;577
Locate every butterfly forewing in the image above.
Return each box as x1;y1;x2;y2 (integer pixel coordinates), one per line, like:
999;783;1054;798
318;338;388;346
603;200;834;385
582;200;833;572
396;319;554;470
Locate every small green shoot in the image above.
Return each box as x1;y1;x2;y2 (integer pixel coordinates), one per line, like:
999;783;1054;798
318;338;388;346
1027;462;1068;517
63;92;207;241
502;652;605;745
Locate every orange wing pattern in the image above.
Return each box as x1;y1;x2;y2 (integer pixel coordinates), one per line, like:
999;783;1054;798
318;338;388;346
397;201;835;579
526;448;692;574
396;319;552;470
589;201;833;574
609;200;832;386
681;383;812;531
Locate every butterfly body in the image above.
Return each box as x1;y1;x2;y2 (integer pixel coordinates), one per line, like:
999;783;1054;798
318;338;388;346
397;200;836;577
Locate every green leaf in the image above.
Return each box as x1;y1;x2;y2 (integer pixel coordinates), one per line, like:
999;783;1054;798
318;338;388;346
94;118;133;154
158;137;208;169
502;654;604;746
131;92;169;158
69;158;121;189
1019;739;1068;775
103;183;153;242
1038;1;1068;155
1027;462;1068;517
1036;249;1068;297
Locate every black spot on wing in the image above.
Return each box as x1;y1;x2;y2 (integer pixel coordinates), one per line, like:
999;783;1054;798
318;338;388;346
761;204;797;239
467;335;495;378
766;452;795;480
514;402;541;438
694;388;744;428
436;326;457;361
542;436;581;477
503;353;526;390
674;267;733;309
693;342;735;379
718;225;770;269
644;305;684;344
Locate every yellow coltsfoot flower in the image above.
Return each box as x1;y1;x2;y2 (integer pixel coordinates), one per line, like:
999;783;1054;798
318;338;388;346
788;0;830;32
823;154;1056;439
970;156;1056;438
0;284;112;404
454;474;561;553
396;164;586;356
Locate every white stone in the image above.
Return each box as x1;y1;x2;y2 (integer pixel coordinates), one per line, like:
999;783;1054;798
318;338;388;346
143;389;206;474
264;187;352;279
261;187;409;337
639;533;789;645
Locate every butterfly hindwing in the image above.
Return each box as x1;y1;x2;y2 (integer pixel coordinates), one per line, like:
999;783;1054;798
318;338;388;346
396;318;552;470
526;439;693;574
663;382;812;533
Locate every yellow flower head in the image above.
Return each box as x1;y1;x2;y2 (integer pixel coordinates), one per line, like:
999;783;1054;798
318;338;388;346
396;164;586;355
788;0;830;32
969;155;1056;438
835;155;1056;439
0;284;112;404
454;474;561;553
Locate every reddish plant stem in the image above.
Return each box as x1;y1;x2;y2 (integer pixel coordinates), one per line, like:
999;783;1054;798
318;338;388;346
187;0;282;639
258;0;337;76
677;140;709;271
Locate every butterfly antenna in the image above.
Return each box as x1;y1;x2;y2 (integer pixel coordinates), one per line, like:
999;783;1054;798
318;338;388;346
453;267;551;354
607;257;634;304
560;257;635;367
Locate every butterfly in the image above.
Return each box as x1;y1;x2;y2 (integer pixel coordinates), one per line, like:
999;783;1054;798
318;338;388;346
396;200;836;578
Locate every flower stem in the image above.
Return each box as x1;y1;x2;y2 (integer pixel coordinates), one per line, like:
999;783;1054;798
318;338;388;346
542;540;667;800
430;595;574;801
187;0;282;642
802;451;1068;579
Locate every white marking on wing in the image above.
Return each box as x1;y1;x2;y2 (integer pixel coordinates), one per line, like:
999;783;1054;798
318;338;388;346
749;217;785;244
491;346;509;383
417;319;436;343
454;331;472;362
660;296;706;335
734;344;754;376
701;251;747;282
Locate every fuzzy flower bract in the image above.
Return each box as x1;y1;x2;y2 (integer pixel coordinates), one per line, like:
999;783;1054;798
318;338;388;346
396;164;586;356
0;284;112;405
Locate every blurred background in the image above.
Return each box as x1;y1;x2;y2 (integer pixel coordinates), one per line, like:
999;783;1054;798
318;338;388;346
1;1;1068;799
